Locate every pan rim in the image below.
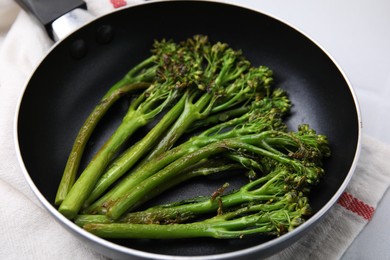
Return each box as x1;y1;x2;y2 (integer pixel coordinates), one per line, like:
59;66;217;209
13;0;363;259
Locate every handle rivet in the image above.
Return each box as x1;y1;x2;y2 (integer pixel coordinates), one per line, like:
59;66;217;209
96;25;114;44
70;39;88;59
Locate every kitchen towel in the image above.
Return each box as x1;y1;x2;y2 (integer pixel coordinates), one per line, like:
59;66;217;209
1;1;390;259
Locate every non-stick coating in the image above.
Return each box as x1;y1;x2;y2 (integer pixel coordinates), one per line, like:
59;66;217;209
17;1;359;258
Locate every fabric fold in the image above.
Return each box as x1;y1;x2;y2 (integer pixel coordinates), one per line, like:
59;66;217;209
0;178;107;259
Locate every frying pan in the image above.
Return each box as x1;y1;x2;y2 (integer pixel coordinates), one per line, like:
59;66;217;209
14;0;362;259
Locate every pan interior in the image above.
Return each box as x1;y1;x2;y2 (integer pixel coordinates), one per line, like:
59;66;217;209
17;1;359;257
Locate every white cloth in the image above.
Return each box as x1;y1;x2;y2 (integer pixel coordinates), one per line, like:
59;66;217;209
1;1;390;259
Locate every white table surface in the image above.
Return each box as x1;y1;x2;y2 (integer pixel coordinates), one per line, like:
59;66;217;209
225;0;390;258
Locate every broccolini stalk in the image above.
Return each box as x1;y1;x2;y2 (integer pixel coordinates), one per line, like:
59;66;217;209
82;92;188;208
59;39;202;219
77;164;314;225
107;87;285;204
83;150;246;215
104;126;327;220
55;82;151;206
145;65;272;161
84;39;276;210
127;37;271;166
105;139;235;219
89;37;254;194
126;159;245;212
187;87;291;133
55;55;158;205
185;105;251;132
79;36;209;206
83;191;311;239
83;103;286;214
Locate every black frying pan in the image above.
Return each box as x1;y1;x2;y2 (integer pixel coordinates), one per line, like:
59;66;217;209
15;0;361;259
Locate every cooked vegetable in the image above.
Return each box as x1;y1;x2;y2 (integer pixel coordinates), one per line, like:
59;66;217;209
75;162;318;226
83;93;291;216
82;191;311;239
59;38;202;218
54;58;155;205
56;35;330;240
94;124;328;220
82;36;273;207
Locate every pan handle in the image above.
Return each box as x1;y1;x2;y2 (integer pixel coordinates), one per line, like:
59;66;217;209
15;0;90;41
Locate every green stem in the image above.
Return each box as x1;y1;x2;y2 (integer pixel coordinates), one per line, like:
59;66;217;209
84;222;216;239
106;141;230;219
105;134;277;219
83;93;188;207
77;162;244;225
83;134;227;214
211;87;251;114
55;82;150;205
141;92;213;162
75;214;113;227
115;167;285;224
60;79;185;218
120;56;157;84
75;188;295;226
186;105;250;133
100;57;156;100
197;113;251;137
129;160;244;211
58;111;148;219
82;138;204;214
83;207;297;239
84;129;272;215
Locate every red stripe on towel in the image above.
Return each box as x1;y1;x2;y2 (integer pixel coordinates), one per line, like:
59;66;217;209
337;192;374;220
111;0;127;8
